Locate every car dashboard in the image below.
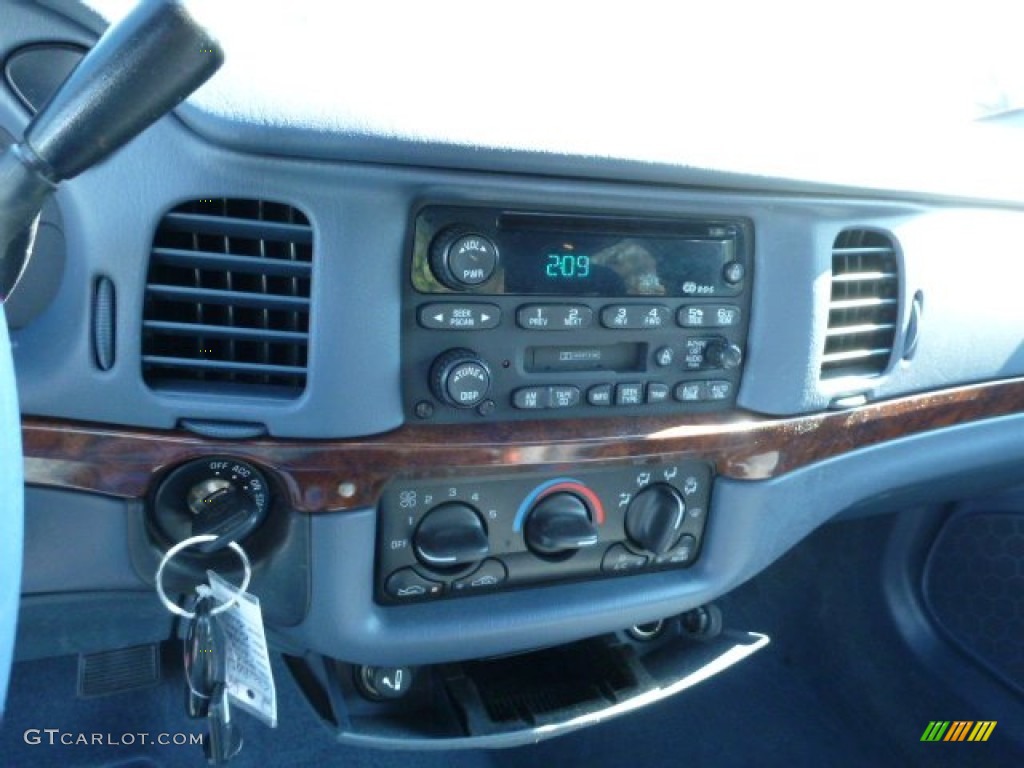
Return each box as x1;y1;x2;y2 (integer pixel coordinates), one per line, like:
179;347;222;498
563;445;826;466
3;0;1024;757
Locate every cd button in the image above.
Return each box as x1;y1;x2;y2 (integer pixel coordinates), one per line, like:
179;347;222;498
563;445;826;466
587;384;613;406
517;304;592;330
548;386;581;408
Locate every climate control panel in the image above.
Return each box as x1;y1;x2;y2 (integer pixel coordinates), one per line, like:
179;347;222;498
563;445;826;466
375;461;711;604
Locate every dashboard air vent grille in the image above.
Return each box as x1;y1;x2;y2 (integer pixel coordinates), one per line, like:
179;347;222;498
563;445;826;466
142;199;313;396
821;229;899;379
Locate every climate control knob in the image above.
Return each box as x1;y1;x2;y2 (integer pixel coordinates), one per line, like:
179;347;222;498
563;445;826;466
625;483;686;555
414;502;489;569
525;492;599;556
430;348;491;408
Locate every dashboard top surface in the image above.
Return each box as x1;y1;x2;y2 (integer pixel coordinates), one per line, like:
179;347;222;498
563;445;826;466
59;0;1024;205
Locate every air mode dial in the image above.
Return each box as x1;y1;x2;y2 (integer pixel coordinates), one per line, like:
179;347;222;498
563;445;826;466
625;483;686;555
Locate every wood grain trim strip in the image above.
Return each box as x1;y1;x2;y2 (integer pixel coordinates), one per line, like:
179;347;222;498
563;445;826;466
21;377;1024;512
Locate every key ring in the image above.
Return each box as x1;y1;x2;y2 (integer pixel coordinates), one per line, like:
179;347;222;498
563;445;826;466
155;534;252;618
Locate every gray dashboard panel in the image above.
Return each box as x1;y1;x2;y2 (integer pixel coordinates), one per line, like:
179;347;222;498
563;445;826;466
4;4;1024;433
286;411;1024;665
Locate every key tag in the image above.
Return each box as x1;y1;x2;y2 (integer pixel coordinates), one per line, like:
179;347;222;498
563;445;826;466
205;568;278;729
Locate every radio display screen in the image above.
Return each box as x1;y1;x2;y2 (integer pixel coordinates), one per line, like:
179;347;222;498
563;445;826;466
500;231;735;297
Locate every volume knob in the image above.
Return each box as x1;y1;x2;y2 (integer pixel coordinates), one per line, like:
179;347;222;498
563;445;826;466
430;348;491;409
429;227;499;290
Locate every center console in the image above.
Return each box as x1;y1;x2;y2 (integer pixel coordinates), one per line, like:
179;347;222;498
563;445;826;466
380;205;752;605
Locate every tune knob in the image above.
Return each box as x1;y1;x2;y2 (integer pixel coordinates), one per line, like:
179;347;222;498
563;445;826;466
414;502;490;569
525;492;599;556
430;348;491;408
625;483;686;555
429;227;499;290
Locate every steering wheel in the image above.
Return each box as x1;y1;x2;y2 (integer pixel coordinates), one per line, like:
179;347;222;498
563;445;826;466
0;304;22;711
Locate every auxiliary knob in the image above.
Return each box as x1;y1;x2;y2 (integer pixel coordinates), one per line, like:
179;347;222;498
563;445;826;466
430;348;491;408
414;503;489;569
525;492;599;556
429;227;499;290
625;483;686;555
704;340;743;370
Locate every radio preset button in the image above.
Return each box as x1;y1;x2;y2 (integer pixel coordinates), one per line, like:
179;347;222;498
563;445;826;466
600;304;670;329
587;384;613;406
419;303;500;330
678;304;741;328
615;383;644;406
516;304;593;330
647;383;670;404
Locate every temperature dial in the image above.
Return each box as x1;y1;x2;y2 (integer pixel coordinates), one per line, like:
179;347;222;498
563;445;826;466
525;492;599;556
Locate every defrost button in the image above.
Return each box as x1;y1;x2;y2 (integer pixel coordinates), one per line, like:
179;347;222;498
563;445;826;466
452;559;508;593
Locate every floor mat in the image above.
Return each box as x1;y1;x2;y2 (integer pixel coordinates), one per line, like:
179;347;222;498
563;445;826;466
923;510;1024;694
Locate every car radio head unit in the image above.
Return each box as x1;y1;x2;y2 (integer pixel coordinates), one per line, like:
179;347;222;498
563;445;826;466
403;205;753;423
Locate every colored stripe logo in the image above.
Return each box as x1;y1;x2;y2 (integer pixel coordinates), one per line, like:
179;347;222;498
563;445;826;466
920;721;996;742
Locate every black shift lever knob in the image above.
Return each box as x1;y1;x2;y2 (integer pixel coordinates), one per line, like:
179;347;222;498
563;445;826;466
0;0;222;300
23;0;224;182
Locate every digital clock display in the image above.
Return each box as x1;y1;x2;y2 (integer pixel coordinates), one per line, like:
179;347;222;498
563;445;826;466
502;231;734;297
411;208;748;298
545;252;591;279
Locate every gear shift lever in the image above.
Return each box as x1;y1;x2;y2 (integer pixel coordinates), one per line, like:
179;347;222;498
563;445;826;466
0;0;224;300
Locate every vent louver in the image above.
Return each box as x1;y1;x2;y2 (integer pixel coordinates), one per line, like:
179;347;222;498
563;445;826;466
142;199;312;396
821;229;899;380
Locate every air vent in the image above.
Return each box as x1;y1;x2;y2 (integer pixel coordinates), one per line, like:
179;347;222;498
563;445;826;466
821;229;899;379
142;199;312;396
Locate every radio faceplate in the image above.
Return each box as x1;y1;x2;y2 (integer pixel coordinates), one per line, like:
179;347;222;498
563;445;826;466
404;206;753;423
